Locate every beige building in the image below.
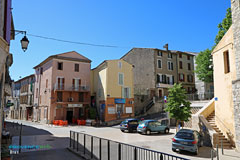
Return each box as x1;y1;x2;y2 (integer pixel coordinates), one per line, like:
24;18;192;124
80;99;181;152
91;59;134;122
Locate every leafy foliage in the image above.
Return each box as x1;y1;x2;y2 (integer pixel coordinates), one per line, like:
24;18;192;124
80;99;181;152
165;84;191;122
196;8;232;83
195;49;213;83
214;8;232;46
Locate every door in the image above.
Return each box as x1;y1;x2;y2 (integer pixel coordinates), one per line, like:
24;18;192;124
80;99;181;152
66;110;73;123
159;90;162;98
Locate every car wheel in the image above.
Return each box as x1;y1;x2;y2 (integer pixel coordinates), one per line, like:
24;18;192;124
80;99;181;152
120;130;124;132
146;130;151;135
172;148;176;152
164;128;169;134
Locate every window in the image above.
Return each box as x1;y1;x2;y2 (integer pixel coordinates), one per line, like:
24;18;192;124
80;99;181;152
123;87;130;98
44;108;47;119
79;92;84;102
188;63;191;70
187;55;191;60
74;64;79;72
167;61;173;70
187;75;193;82
57;92;63;102
179;73;185;82
179;53;182;58
157;74;162;83
118;61;122;69
118;73;124;85
224;50;230;73
72;79;81;91
40;67;43;74
36;88;38;98
158;51;162;56
168;53;172;59
58;62;63;70
166;75;174;85
179;61;183;69
157;59;162;69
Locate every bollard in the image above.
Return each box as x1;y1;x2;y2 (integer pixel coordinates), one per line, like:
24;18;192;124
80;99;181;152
118;143;121;160
84;134;86;155
134;147;137;160
99;138;102;160
77;133;79;151
221;139;224;155
217;144;219;160
73;132;75;149
70;131;72;148
19;123;22;153
108;140;110;160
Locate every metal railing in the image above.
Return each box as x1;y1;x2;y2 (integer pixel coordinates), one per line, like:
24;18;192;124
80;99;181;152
54;83;90;91
186;92;214;101
69;130;189;160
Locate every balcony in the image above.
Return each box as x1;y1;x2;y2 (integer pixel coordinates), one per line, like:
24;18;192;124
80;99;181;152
156;82;173;88
54;84;90;92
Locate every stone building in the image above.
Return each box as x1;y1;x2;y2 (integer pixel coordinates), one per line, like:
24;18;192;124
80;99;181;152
121;47;196;115
231;0;240;151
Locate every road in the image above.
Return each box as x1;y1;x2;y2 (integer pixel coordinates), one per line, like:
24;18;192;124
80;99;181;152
6;119;240;160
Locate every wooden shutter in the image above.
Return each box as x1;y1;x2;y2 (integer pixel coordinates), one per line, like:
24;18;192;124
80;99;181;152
157;74;160;83
62;78;65;89
172;76;174;84
183;74;185;82
72;79;75;88
79;79;81;86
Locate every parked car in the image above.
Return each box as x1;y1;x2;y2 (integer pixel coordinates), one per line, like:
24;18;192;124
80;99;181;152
172;129;203;155
137;120;170;135
120;118;139;133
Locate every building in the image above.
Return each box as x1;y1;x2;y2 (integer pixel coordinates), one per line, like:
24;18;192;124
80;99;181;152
10;81;21;119
193;55;214;100
121;47;196;115
91;59;134;122
0;0;14;153
33;51;91;124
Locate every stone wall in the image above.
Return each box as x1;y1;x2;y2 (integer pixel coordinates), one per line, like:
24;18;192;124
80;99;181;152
231;0;240;151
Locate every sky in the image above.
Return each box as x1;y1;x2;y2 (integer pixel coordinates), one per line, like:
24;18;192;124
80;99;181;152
9;0;231;81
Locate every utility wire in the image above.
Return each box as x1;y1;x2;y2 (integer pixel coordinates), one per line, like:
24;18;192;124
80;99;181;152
27;33;131;49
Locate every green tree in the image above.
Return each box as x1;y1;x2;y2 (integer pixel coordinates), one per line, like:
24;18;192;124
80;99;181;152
165;84;191;131
195;48;213;83
195;8;232;83
214;8;232;46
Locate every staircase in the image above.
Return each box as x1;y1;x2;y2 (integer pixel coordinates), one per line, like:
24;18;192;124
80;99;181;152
206;112;232;149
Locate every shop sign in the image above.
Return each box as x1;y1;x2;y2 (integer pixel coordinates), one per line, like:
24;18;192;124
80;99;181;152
114;98;125;104
68;104;83;108
126;107;132;113
108;107;116;114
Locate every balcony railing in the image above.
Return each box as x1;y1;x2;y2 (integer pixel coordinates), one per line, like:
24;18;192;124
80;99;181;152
54;84;90;91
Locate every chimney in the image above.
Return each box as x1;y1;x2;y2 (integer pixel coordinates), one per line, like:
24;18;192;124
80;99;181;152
163;43;168;51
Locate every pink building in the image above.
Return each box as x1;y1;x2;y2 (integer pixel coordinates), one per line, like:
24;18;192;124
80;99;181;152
33;51;91;124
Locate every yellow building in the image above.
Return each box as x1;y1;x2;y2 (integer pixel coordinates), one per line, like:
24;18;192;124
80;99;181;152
212;26;236;147
91;59;134;122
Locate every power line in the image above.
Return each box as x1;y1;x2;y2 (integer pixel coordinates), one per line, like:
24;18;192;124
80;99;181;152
27;33;130;49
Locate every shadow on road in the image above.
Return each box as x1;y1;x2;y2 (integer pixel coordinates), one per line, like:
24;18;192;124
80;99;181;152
6;122;52;137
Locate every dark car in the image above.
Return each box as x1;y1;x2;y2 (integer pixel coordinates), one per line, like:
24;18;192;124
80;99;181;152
172;129;203;155
137;120;170;135
120;119;139;133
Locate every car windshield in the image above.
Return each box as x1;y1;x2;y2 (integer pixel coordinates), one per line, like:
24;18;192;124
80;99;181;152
121;121;127;124
176;132;194;140
138;121;146;126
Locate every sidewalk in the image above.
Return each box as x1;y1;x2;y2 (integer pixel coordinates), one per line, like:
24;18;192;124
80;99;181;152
5;120;84;160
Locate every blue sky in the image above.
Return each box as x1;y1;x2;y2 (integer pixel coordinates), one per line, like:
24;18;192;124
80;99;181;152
10;0;231;81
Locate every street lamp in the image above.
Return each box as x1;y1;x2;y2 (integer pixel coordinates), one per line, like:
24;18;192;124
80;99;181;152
12;30;30;52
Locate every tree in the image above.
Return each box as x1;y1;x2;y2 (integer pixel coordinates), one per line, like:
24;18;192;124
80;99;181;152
195;8;232;83
214;8;232;46
165;84;191;131
195;48;213;83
